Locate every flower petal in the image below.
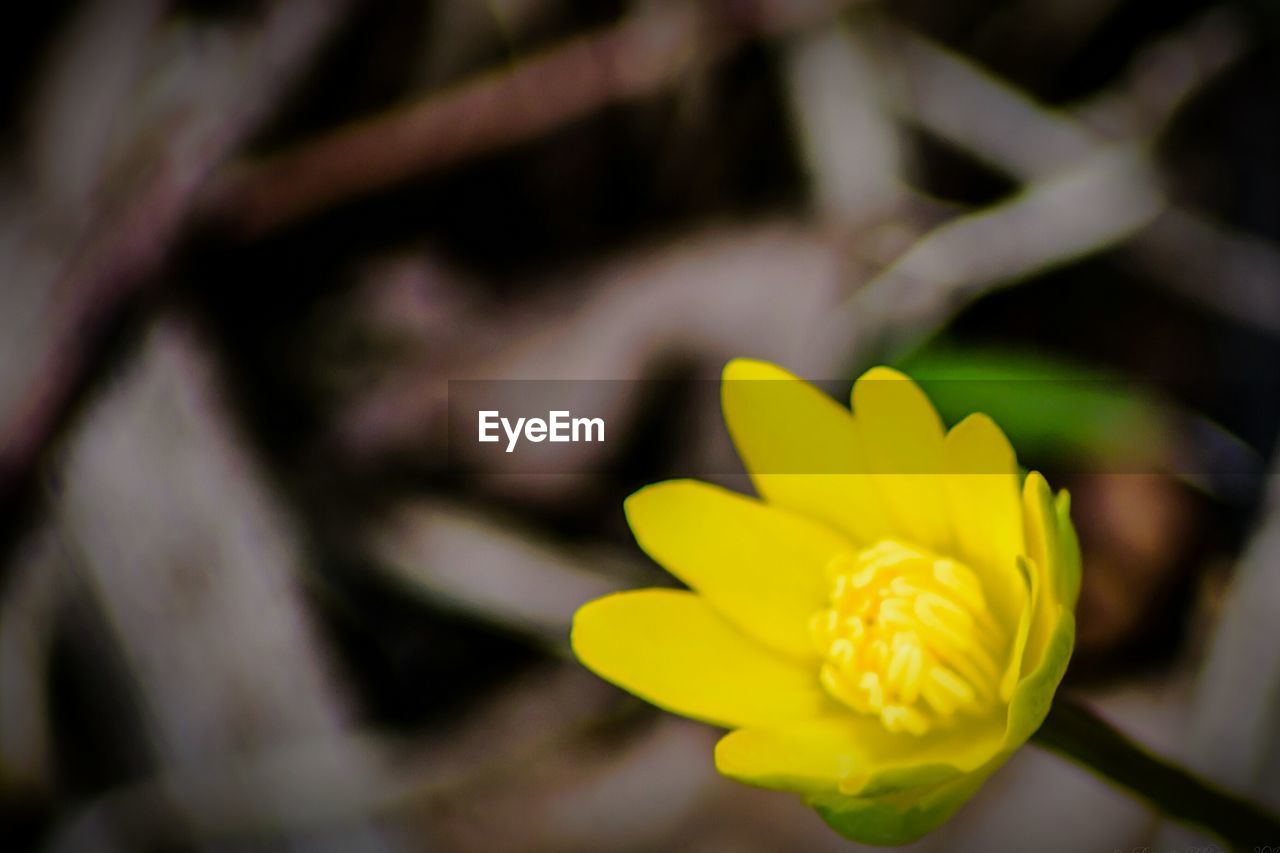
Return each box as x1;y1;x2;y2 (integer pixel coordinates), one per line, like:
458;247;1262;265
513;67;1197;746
1002;475;1077;751
570;589;829;728
851;367;953;554
721;359;893;545
944;413;1021;569
1020;472;1063;676
1004;603;1075;752
625;480;847;659
714;718;879;795
999;557;1034;702
714;714;1004;798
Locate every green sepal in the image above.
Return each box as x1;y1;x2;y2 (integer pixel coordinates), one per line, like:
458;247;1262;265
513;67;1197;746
808;767;993;846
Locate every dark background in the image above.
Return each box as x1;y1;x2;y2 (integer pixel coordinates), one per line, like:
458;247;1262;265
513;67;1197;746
1;0;1279;850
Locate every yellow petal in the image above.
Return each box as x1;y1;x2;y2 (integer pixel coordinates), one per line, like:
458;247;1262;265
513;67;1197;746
1002;602;1075;752
715;714;1005;797
715;717;877;794
943;413;1024;629
625;480;847;659
571;589;829;728
721;359;893;545
851;367;953;554
1019;472;1061;676
999;556;1034;701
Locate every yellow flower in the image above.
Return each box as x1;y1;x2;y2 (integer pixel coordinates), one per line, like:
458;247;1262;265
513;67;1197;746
571;359;1081;844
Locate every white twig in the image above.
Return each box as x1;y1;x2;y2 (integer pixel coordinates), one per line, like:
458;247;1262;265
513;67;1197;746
875;14;1280;337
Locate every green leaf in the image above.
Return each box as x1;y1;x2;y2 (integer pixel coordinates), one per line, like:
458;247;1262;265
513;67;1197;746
898;344;1262;498
900;346;1167;466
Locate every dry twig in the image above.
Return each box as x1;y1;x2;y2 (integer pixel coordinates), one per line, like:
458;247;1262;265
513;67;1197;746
201;0;869;241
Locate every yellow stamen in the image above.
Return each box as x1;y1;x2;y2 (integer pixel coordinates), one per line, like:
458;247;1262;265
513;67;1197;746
810;540;1009;735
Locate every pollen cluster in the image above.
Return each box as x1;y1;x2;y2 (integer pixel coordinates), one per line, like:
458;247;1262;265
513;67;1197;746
810;541;1009;736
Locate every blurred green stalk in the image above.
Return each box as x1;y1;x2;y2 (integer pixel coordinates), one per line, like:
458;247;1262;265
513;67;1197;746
1034;697;1280;850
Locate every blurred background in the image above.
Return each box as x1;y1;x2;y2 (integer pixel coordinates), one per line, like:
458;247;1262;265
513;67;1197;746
2;0;1280;850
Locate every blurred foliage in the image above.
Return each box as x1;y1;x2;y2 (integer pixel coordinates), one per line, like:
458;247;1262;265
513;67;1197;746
902;345;1261;497
904;345;1172;468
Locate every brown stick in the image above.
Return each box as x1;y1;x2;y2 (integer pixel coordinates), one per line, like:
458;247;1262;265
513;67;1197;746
201;0;867;241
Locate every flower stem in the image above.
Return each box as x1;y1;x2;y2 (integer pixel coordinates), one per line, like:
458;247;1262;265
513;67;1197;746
1033;696;1280;850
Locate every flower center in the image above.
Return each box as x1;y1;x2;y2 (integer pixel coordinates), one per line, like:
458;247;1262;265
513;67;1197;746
809;540;1008;736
